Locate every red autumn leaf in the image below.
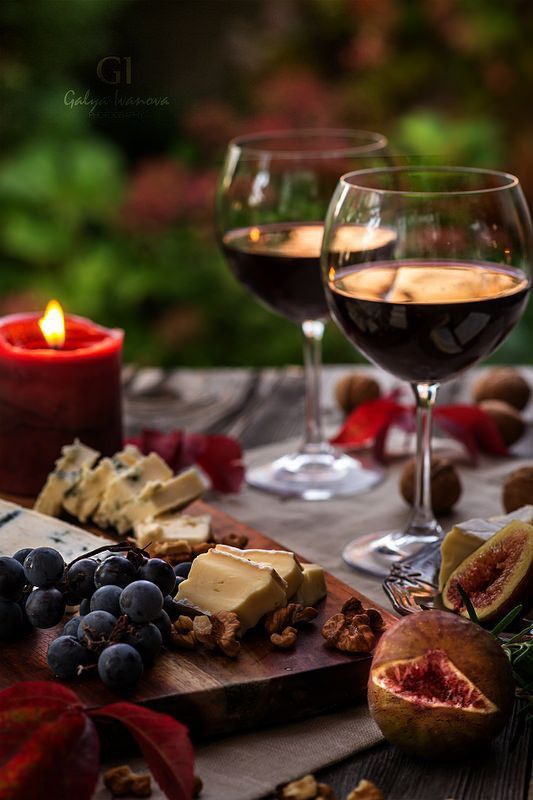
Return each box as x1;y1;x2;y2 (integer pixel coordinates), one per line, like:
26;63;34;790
193;434;245;494
0;706;99;800
331;394;408;448
434;404;508;461
128;428;244;493
90;702;195;800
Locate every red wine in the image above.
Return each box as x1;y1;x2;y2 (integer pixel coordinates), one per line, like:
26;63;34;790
222;223;395;323
328;261;529;382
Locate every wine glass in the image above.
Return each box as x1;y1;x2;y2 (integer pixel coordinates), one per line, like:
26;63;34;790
322;166;531;574
216;129;390;499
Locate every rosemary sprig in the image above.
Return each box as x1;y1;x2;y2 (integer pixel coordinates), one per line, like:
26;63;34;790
458;587;533;726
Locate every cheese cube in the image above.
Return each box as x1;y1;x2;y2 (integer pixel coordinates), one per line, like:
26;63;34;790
35;440;100;516
63;445;144;523
215;544;303;598
110;467;207;534
94;452;172;529
438;505;533;590
176;548;287;633
294;563;327;606
135;513;211;548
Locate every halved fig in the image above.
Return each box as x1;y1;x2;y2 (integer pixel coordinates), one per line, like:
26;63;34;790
368;611;514;759
442;520;533;621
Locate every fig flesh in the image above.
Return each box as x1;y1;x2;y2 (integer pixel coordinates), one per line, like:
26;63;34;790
443;520;533;621
368;611;514;759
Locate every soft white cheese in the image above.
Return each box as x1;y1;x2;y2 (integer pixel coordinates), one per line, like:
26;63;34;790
135;513;211;548
293;563;327;606
176;548;287;633
215;544;303;598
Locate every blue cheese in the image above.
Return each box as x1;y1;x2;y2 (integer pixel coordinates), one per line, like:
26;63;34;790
34;440;100;516
112;467;207;534
94;452;173;530
63;445;143;523
0;499;114;561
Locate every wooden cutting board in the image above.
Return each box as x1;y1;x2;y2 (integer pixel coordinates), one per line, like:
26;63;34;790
0;498;395;740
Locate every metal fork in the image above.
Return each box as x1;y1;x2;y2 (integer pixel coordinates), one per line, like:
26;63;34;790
382;540;441;616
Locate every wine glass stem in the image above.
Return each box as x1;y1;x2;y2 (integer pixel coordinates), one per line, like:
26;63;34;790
301;320;328;454
409;381;440;534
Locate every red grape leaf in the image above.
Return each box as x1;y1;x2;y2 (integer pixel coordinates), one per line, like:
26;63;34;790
91;702;195;800
331;395;407;449
0;680;80;713
0;710;99;800
435;404;508;461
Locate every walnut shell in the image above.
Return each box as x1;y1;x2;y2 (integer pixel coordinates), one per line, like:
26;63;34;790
478;399;525;446
472;367;530;411
335;373;381;414
502;466;533;512
400;457;461;514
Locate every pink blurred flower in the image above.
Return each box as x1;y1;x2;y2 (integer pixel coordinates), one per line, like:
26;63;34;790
183;101;240;153
255;69;341;127
120;159;217;232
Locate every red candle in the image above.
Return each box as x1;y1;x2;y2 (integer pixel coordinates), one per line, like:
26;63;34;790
0;303;123;496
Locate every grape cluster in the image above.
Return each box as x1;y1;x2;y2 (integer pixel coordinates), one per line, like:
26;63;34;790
0;543;184;693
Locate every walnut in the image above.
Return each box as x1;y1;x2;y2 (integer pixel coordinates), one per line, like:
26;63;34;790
478;399;525;446
271;626;298;648
341;597;364;618
335;373;381;414
170;615;197;649
193;610;241;657
365;608;385;632
472;367;530;411
400;456;461;514
316;784;336;800
265;603;318;635
502;465;533;512
346;779;384;800
322;611;375;653
103;765;151;797
277;774;318;799
219;531;249;548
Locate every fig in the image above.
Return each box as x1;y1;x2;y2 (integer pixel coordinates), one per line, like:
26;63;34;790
443;520;533;621
368;611;514;759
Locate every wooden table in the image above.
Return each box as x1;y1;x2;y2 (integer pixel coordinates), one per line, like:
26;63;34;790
123;364;532;800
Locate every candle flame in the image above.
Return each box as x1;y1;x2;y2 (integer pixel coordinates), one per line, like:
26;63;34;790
249;227;261;243
38;300;65;348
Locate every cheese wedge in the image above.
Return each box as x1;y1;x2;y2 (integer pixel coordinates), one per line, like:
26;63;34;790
294;563;327;606
135;513;211;548
94;452;172;529
176;548;287;633
215;544;303;598
111;467;207;534
35;440;100;516
63;445;143;522
439;505;533;591
0;499;114;561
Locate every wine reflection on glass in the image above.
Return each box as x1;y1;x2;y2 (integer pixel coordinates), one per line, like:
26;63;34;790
216;129;391;500
322;166;531;574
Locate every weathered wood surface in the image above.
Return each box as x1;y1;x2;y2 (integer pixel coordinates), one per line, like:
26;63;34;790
121;364;532;800
0;497;394;740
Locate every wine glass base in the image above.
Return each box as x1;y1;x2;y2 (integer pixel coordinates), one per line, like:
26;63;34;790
342;525;443;578
246;450;383;501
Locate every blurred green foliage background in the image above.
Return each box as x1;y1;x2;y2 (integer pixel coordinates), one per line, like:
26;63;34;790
1;0;532;366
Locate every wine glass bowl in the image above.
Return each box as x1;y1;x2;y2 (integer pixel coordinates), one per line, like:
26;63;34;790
216;129;389;499
322;166;532;573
